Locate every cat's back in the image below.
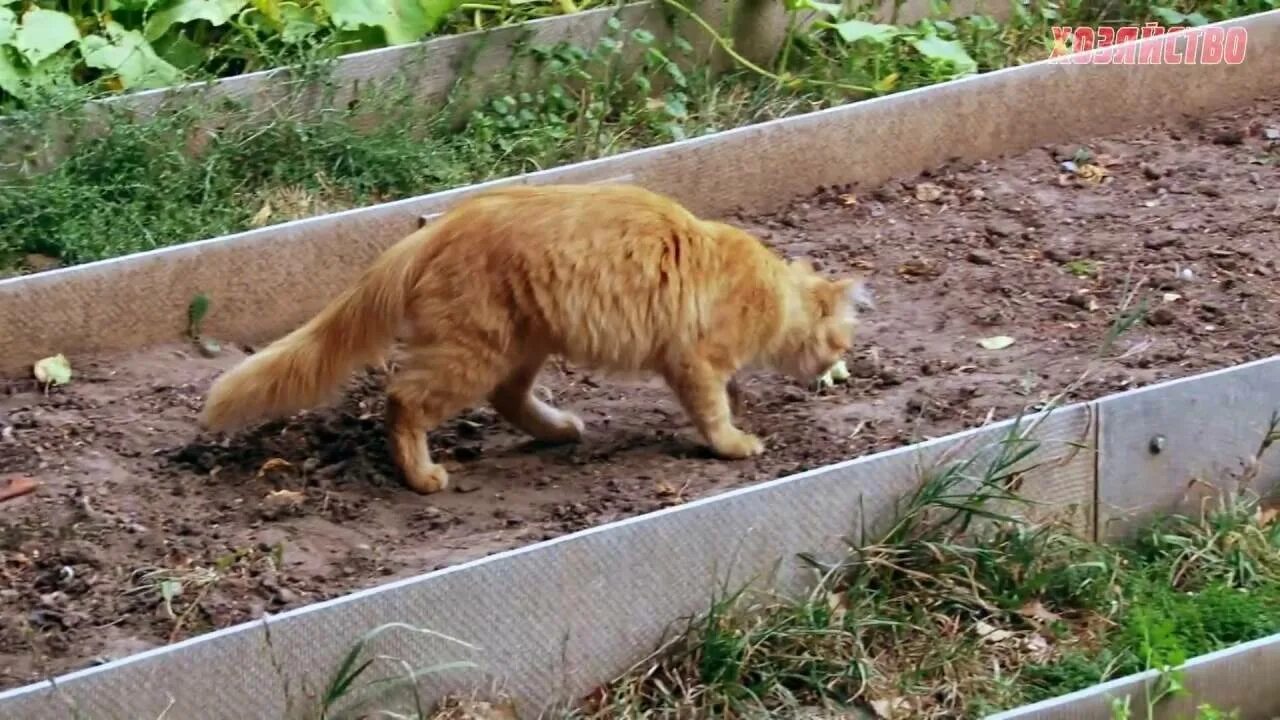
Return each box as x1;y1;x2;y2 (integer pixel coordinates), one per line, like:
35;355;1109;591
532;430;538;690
413;183;783;370
451;183;704;254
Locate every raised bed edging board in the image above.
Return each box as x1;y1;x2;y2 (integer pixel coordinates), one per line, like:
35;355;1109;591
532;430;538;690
1;357;1278;719
1;11;1277;375
23;0;1000;122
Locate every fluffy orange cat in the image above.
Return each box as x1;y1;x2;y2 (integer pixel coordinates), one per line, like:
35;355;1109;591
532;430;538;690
200;184;871;494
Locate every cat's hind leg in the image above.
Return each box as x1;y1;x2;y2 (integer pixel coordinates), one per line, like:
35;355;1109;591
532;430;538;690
386;344;507;494
489;355;585;443
664;356;763;459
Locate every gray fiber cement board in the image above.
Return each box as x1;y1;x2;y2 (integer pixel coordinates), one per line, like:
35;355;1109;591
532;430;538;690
0;404;1093;719
1095;354;1280;541
1;11;1277;374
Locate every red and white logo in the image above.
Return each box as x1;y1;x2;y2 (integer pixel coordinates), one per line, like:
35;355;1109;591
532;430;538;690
1049;24;1248;64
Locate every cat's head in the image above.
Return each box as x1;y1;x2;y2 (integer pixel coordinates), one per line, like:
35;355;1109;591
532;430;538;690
771;258;873;383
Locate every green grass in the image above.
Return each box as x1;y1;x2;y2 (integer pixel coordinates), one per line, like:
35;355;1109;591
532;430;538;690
2;0;1269;274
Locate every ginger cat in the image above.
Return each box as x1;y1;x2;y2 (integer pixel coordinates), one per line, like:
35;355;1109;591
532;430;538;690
200;184;870;494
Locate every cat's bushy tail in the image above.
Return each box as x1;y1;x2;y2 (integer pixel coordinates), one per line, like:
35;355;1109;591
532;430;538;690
199;230;429;432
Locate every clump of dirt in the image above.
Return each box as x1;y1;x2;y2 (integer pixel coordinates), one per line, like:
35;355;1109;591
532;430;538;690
1;94;1278;690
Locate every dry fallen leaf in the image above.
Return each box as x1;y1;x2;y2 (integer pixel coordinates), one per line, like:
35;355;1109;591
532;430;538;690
973;620;1016;643
914;182;944;202
839;193;859;206
1257;499;1280;527
898;259;938;277
255;458;295;481
265;489;305;504
0;475;39;503
250;201;274;228
259;458;293;472
1022;633;1054;662
1018;599;1063;625
869;696;910;719
1075;163;1110;183
826;590;849;624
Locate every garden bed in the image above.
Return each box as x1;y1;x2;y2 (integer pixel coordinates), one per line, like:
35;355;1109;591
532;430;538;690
2;91;1277;693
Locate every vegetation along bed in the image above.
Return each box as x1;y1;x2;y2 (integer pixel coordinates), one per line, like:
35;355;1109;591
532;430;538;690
1;91;1277;693
1;0;1274;275
0;0;624;110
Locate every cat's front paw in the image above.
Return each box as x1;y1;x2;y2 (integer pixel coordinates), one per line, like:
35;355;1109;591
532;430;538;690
402;462;449;494
709;429;765;459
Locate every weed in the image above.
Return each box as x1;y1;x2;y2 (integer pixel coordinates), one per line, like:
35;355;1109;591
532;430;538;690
124;542;288;643
317;622;478;720
1064;259;1097;277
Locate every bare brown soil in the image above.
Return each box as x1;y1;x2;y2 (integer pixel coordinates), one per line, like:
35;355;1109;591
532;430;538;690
2;95;1278;691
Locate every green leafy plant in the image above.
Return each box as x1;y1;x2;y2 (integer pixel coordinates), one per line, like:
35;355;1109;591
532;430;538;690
0;0;614;108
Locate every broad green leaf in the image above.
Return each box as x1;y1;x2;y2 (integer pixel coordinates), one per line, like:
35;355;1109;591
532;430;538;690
33;354;72;386
1184;12;1210;26
1150;6;1187;24
251;0;284;25
0;59;22;97
663;94;687;119
13;8;80;66
280;3;323;43
159;579;182;602
0;49;19;98
0;47;77;100
911;35;978;75
81;22;182;90
145;0;249;41
830;19;899;44
0;7;15;46
151;32;208;71
321;0;462;45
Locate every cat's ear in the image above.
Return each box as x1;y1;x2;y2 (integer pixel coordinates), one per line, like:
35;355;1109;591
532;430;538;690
835;273;874;313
